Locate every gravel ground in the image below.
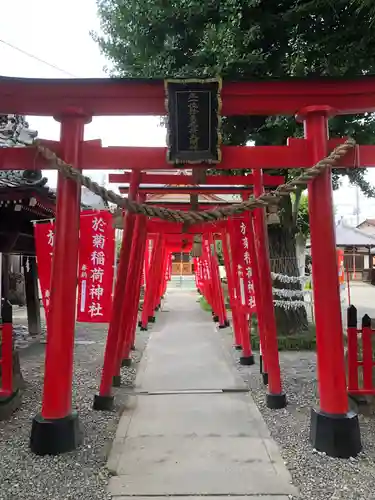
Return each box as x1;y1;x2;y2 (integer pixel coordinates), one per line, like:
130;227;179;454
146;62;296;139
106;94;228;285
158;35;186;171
13;324;46;350
0;322;150;500
220;327;375;500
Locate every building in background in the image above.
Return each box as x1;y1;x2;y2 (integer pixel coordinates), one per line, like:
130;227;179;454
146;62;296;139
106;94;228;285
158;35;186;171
306;219;375;282
147;187;236;276
356;218;375;236
113;170;239;276
0;113;109;335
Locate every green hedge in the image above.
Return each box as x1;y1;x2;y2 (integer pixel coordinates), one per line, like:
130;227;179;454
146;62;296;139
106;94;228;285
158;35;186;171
199;296;212;312
250;331;316;351
200;296;316;350
249;316;316;351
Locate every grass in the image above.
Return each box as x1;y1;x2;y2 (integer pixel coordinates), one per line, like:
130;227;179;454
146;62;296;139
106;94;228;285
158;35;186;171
199;296;212;312
200;298;316;351
199;295;231;312
251;330;316;351
250;323;316;351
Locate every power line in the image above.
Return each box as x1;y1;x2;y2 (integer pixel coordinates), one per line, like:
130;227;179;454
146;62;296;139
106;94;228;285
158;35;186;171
0;38;78;77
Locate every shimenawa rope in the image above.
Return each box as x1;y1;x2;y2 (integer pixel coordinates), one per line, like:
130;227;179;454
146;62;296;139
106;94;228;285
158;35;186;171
32;138;355;226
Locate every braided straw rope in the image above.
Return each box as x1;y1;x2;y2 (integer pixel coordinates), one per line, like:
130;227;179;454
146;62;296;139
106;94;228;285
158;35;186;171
34;138;355;226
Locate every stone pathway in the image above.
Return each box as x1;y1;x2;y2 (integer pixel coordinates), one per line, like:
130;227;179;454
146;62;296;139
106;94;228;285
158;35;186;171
341;281;375;325
108;289;297;499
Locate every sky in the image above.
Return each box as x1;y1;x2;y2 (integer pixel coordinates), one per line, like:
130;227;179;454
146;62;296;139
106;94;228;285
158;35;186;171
1;0;375;226
0;0;166;190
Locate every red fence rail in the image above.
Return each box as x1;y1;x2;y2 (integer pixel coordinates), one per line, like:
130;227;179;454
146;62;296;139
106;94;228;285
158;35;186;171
0;300;13;398
347;305;375;396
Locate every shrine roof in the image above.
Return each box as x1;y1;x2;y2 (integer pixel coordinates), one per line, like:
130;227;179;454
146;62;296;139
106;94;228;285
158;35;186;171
335;220;375;247
146;190;236;204
0;169;57;211
0;170;105;210
357;219;375;228
133;169;239;203
0;169;49;190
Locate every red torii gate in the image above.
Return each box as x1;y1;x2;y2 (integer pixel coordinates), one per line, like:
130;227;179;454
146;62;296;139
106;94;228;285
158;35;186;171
0;76;372;459
115;172;284;344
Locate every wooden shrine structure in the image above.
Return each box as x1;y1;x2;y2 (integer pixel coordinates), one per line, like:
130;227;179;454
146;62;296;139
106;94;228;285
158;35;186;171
0;168;55;336
114;172;284;275
1;75;375;460
0;150;106;334
115;173;235;275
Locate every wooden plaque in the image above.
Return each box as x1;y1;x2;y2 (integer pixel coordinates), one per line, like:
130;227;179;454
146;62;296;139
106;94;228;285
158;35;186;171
165;78;222;164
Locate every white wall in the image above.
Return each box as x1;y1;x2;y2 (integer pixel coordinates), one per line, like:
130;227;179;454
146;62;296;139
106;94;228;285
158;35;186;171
364;254;370;269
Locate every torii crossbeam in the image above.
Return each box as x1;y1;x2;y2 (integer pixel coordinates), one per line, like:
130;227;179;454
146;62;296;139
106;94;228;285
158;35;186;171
1;138;375;171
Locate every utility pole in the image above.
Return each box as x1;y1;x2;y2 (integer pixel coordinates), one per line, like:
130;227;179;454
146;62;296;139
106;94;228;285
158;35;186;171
355;185;360;226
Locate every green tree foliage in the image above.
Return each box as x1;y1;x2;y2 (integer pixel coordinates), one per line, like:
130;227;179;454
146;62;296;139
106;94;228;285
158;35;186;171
94;0;375;333
295;193;309;239
94;0;375;193
354;0;375;23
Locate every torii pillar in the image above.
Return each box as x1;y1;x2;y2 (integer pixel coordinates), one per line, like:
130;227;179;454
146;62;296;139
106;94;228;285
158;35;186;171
30;110;90;455
253;169;285;409
93;171;140;410
297;106;361;458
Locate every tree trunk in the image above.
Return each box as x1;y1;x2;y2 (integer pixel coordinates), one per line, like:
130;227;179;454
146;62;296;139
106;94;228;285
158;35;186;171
268;224;309;335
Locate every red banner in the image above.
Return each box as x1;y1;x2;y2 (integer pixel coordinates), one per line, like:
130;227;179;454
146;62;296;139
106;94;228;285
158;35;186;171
77;211;115;322
198;258;204;290
33;220;54;320
34;211;115;324
201;236;213;305
194;257;203;290
230;217;256;313
142;238;152;288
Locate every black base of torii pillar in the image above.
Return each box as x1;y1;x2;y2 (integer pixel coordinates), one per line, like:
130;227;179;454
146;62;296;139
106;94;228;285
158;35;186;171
310;409;362;458
30;413;81;456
